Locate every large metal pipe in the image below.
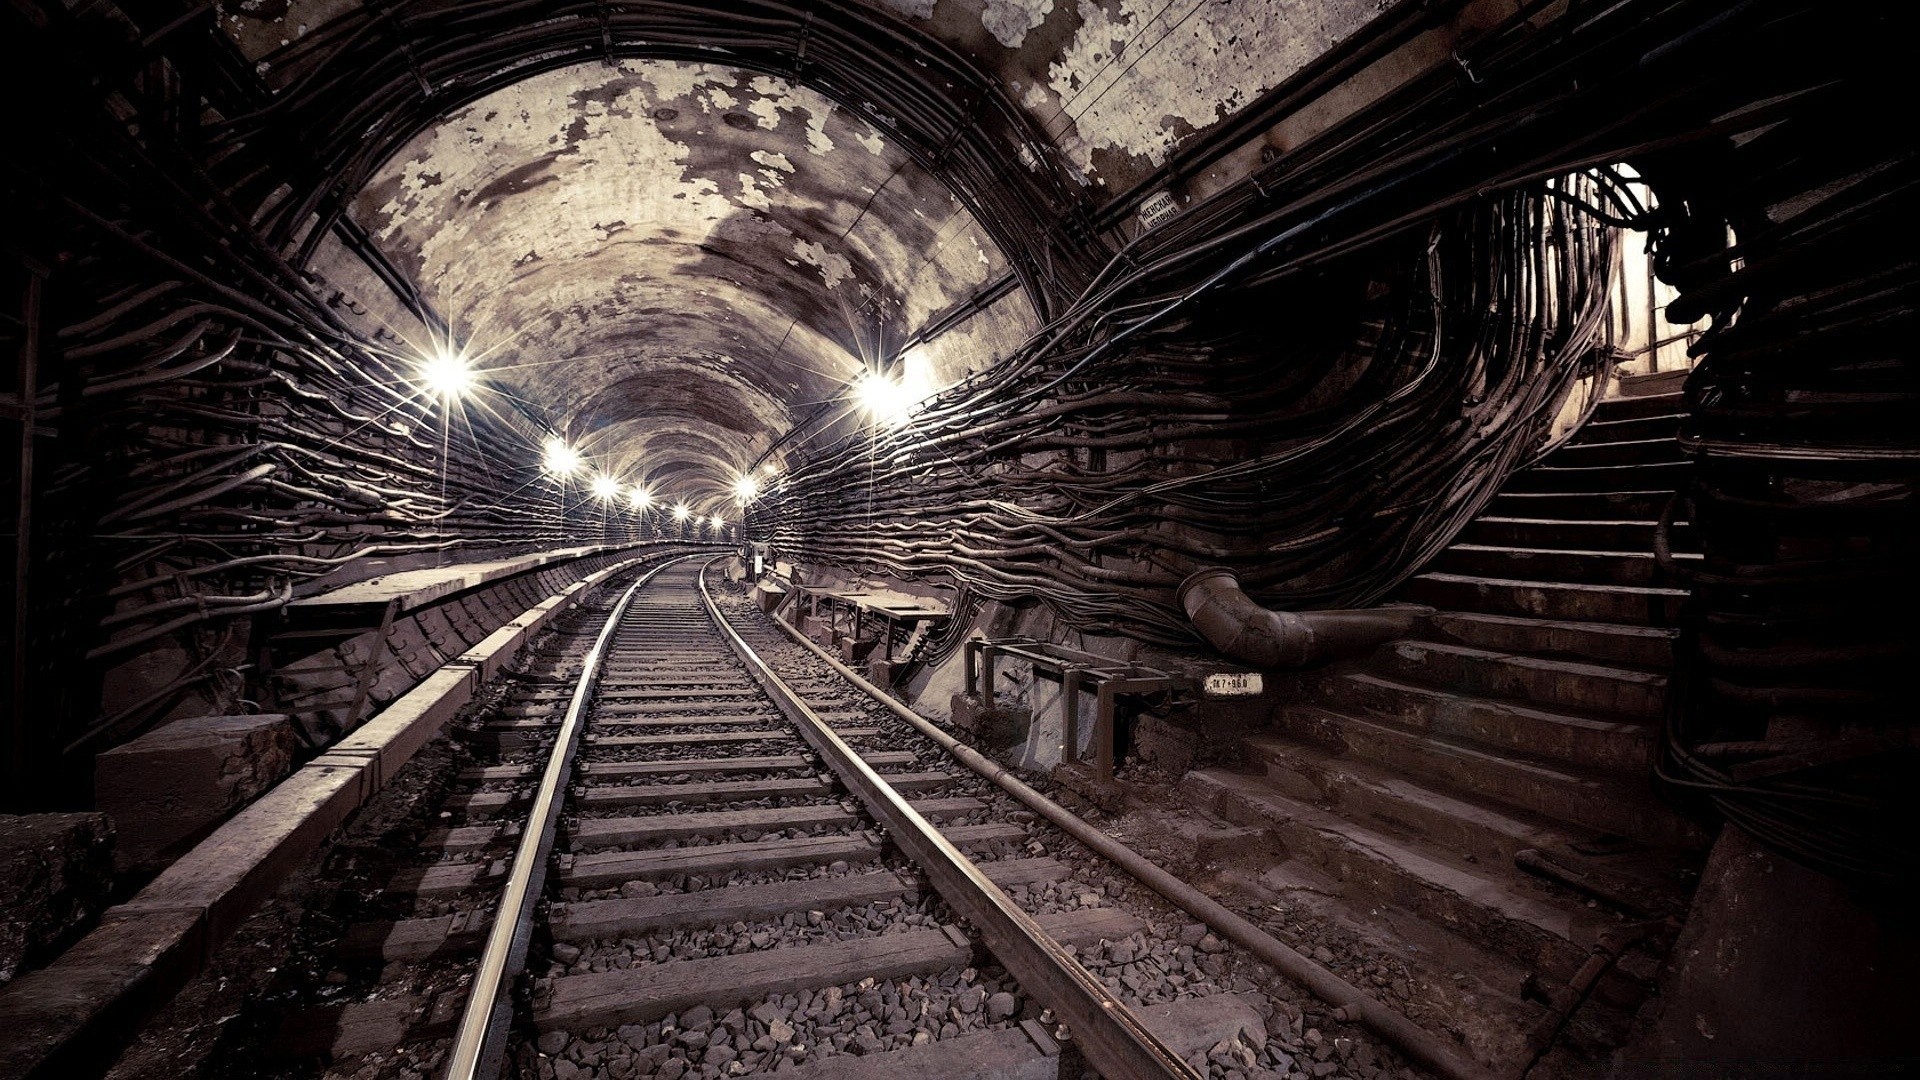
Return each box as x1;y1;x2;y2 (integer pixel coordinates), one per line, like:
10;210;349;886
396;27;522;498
762;604;1496;1080
1176;567;1429;668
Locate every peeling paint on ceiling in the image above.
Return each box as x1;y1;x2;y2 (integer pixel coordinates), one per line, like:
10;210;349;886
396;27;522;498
1040;0;1384;177
983;0;1058;49
346;59;1032;502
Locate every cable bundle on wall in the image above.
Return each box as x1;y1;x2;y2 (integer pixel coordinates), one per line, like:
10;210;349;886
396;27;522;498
755;177;1621;644
1;6;618;789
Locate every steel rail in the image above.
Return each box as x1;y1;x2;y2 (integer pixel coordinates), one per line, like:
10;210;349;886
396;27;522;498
758;586;1499;1080
443;553;704;1080
695;559;1199;1080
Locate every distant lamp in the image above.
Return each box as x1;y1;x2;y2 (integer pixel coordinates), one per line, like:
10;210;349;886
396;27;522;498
708;514;725;529
590;474;621;501
628;486;652;510
854;371;909;426
418;348;474;401
731;474;760;504
542;438;582;477
671;502;691;522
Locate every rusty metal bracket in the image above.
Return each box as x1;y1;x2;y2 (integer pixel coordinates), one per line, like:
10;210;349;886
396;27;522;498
963;636;1189;781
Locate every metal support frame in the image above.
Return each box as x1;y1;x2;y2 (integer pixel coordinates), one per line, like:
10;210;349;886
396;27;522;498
963;637;1187;781
792;584;947;667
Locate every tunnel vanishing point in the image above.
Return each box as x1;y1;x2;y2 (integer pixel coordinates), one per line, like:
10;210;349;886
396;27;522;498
0;2;1914;1079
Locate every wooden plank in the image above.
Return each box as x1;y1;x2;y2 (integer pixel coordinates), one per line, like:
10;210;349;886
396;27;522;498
549;871;913;941
533;926;970;1031
587;730;792;748
418;825;503;852
552;828;1051;944
558;835;881;889
274;997;431;1057
597;679;751;691
598;687;761;700
456;764;533;781
567;796;984;850
478;719;559;732
775;1026;1056;1080
340;911;491;960
578;754;811;779
981;858;1071;887
385;861;499;898
441;791;520;814
873;770;956;793
574;776;827;809
596;700;774;716
1035;907;1148;949
590;714;777;729
941;823;1027;848
567;804;856;849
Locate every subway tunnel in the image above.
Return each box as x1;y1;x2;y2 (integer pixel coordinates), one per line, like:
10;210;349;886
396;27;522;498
0;2;1914;1078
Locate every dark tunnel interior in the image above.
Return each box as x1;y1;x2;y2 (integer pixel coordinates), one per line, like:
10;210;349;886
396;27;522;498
0;2;1914;1079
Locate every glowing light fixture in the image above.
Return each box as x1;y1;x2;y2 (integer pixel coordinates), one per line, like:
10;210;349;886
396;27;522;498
708;514;725;529
590;474;621;501
854;371;911;426
541;438;581;477
731;474;760;504
418;348;475;401
627;486;652;510
671;502;691;522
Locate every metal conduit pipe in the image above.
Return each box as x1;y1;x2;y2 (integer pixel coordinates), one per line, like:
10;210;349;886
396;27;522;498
762;607;1496;1080
1177;567;1430;668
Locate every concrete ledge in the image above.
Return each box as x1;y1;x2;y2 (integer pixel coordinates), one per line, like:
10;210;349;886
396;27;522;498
274;544;679;741
0;910;204;1079
95;714;299;873
285;543;629;616
0;549;672;1079
111;763;368;953
0;813;115;985
323;667;477;791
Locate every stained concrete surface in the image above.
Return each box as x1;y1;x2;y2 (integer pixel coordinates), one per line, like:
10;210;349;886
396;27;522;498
0;813;115;986
95;715;299;873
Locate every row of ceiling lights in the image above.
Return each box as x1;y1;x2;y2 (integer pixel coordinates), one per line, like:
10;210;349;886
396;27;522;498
414;338;940;531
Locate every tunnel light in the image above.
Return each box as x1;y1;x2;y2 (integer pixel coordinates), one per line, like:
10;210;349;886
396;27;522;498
708;514;725;530
855;371;912;427
541;438;582;477
672;502;691;522
418;348;474;401
590;474;621;501
627;486;652;510
731;474;760;504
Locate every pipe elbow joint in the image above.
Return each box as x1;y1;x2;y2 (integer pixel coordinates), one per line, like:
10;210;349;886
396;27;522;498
1176;567;1430;670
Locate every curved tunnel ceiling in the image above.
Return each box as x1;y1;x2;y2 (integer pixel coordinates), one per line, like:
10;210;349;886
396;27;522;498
341;60;1033;508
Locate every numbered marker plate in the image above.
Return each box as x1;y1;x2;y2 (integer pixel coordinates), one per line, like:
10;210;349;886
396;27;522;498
1203;672;1264;697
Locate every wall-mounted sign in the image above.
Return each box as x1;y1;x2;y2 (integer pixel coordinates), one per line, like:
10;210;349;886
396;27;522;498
1202;672;1264;697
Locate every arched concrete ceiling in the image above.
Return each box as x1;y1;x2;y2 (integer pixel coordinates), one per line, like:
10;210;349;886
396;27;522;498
340;60;1030;504
232;1;1387;194
258;0;1398;510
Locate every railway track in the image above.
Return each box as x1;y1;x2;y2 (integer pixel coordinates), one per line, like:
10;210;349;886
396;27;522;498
200;554;1425;1080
